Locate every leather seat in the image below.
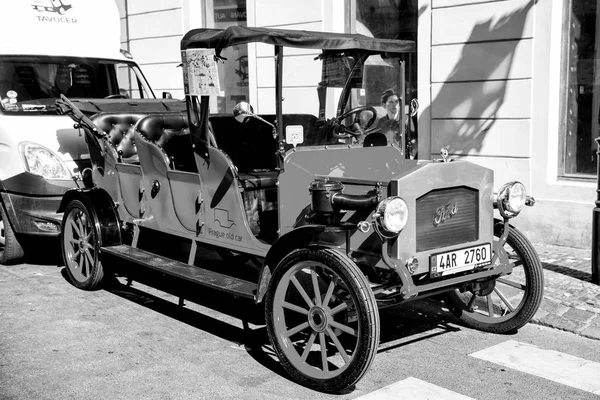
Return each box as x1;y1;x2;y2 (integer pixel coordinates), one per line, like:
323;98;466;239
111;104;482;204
134;113;196;172
91;113;148;163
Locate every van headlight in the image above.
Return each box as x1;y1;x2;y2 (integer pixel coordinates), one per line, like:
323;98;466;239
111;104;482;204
497;181;527;218
374;196;408;238
18;142;72;180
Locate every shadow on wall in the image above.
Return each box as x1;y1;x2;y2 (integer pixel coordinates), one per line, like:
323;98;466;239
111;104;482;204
422;0;538;157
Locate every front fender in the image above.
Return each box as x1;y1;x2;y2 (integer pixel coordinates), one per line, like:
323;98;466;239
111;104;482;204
58;187;122;248
255;224;354;303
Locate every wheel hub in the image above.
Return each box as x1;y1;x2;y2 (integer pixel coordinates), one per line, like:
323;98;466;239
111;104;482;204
471;279;496;296
308;306;328;332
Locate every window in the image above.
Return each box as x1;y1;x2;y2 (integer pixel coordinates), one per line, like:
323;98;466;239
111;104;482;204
206;0;249;114
561;0;599;178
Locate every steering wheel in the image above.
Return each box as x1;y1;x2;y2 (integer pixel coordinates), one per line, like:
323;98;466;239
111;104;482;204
335;105;378;138
104;94;128;99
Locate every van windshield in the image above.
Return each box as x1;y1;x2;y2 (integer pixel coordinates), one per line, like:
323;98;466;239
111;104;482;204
0;55;154;114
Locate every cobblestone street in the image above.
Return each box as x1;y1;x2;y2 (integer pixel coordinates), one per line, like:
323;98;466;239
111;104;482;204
532;243;600;340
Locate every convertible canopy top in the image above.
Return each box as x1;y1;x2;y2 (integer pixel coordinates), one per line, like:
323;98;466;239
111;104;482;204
181;26;415;54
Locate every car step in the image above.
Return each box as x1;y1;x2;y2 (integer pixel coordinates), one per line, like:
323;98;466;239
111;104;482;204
101;245;257;300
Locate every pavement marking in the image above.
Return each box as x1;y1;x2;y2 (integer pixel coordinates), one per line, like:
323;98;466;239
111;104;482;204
470;339;600;395
355;377;475;400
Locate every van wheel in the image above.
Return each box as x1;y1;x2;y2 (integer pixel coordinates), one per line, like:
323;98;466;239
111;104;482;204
0;203;25;265
61;200;105;290
265;248;379;393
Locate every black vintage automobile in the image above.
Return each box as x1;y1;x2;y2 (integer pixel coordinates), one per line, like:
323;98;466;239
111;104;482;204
56;26;543;393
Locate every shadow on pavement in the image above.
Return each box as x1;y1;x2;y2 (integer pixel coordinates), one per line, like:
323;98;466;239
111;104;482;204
65;260;468;389
542;262;592;283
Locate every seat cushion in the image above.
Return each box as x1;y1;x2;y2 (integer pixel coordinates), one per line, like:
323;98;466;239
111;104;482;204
91;113;149;160
238;171;279;190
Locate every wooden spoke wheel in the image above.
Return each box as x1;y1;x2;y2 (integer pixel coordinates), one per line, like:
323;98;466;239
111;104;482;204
61;200;105;290
265;248;379;393
445;222;544;334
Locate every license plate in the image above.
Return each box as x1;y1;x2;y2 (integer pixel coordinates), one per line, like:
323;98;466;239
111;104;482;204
430;243;492;277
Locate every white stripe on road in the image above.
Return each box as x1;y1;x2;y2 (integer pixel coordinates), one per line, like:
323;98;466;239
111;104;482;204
355;377;475;400
470;340;600;395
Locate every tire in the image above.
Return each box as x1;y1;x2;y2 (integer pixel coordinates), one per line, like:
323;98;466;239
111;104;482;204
265;248;379;393
0;202;25;265
61;199;105;290
445;221;544;334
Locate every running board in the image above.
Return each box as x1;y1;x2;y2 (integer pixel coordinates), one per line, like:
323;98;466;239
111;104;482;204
101;245;257;300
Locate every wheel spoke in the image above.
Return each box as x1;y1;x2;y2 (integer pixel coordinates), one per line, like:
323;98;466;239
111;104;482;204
466;294;476;312
497;277;526;290
69;220;82;238
326;327;350;363
78;251;86;274
510;259;523;268
84;248;94;269
285;321;310;338
291;276;315;308
494;287;515;312
322;280;335;308
329;320;357;337
72;248;81;262
282;301;309;315
319;332;328;372
329;302;347;316
310;269;322;306
300;332;317;362
486;294;495;317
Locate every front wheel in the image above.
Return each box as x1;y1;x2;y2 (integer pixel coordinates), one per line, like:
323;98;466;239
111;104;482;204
61;200;105;290
445;221;544;334
265;248;379;393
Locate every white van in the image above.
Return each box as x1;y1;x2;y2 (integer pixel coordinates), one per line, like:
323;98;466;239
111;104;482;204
0;0;175;264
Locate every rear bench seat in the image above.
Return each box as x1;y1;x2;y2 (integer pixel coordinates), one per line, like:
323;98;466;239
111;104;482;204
134;113;196;173
91;113;148;163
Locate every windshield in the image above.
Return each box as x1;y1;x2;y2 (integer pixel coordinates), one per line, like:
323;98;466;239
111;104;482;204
277;50;408;148
0;55;154;114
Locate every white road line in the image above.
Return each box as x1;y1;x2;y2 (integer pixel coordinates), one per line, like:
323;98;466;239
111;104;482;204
470;340;600;395
355;377;475;400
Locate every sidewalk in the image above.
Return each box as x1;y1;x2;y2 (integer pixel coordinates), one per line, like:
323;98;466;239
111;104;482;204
532;243;600;340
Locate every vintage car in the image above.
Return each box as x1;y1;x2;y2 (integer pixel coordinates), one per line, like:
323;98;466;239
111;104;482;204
56;26;543;393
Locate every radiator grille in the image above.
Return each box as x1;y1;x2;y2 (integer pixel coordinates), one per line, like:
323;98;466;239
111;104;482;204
416;187;478;252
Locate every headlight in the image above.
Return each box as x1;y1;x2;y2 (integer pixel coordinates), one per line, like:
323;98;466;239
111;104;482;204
374;196;408;237
18;142;72;180
497;181;527;217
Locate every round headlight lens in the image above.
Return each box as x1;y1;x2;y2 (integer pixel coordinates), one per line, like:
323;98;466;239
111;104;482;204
499;181;527;215
19;142;72;180
376;197;408;234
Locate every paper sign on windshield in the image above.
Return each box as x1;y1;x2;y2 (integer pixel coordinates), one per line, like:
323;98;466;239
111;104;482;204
182;49;222;96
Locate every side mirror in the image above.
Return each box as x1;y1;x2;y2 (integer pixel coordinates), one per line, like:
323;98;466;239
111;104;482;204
233;101;255;123
162;91;173;99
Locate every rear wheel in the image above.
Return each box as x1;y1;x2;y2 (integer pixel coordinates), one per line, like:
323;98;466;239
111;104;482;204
445;222;544;333
0;203;25;265
61;200;105;290
265;248;379;393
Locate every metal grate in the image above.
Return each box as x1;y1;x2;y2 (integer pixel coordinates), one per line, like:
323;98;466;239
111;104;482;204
416;187;478;252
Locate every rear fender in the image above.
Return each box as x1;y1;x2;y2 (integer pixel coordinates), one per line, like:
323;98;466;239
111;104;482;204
255;224;354;303
58;187;122;247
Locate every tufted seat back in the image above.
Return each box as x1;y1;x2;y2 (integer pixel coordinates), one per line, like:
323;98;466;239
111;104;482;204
134;113;196;172
91;113;148;162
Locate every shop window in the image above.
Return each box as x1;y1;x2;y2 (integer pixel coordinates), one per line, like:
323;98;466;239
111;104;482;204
354;0;417;101
561;0;599;178
206;0;249;114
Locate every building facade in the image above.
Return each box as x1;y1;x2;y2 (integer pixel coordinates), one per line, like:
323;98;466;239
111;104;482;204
115;0;596;249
